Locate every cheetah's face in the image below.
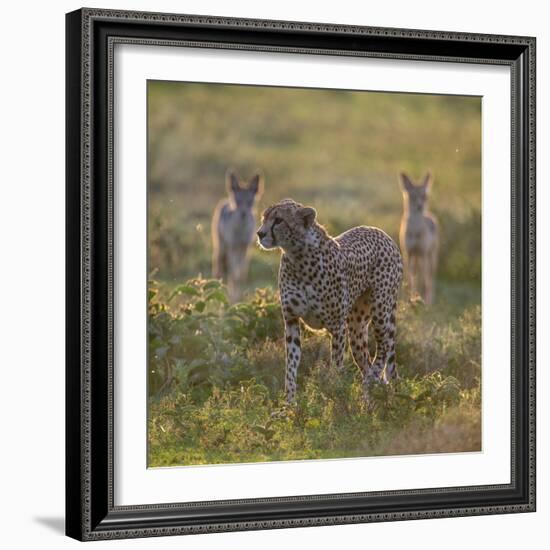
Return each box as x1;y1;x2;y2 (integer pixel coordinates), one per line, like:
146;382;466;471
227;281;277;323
257;199;316;251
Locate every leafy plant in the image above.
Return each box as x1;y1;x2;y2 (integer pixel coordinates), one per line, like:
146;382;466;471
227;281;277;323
148;280;481;466
148;277;283;399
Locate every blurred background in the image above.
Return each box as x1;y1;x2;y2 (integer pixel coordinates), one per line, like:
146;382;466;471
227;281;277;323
148;81;481;299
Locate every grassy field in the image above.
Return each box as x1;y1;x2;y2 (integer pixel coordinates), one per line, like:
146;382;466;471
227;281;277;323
147;81;482;467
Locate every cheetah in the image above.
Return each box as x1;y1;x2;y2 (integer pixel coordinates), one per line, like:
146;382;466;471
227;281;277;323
257;198;403;403
211;170;263;302
399;172;439;305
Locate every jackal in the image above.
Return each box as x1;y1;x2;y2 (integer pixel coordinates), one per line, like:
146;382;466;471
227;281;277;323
211;170;263;302
399;172;439;305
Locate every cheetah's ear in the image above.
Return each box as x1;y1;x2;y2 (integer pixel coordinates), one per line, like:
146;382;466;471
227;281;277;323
248;173;264;196
422;172;433;191
399;172;414;192
226;170;241;194
297;206;317;229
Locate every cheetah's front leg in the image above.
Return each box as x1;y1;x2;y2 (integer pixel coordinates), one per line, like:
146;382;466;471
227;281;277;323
284;319;301;403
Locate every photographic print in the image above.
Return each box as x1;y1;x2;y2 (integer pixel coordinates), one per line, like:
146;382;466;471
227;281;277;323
147;81;482;467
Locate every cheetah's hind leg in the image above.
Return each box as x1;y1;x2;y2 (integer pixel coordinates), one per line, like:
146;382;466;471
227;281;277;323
367;291;398;386
347;291;373;381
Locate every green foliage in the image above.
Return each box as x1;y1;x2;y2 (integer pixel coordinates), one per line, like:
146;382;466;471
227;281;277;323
148;279;481;466
148;277;283;398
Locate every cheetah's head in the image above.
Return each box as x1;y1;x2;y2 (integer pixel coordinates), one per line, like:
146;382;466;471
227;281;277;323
257;199;317;251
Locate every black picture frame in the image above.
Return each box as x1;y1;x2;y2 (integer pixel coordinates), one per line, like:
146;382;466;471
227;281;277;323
66;7;536;541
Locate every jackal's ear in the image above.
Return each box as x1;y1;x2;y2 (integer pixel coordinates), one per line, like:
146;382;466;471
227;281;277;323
248;173;264;196
422;172;433;191
399;172;414;192
226;170;241;194
297;206;317;229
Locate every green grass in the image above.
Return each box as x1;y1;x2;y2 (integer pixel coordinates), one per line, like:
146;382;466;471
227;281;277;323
148;279;481;466
147;81;482;467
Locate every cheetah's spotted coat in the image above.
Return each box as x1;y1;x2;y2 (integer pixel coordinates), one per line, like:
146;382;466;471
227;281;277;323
257;199;403;403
